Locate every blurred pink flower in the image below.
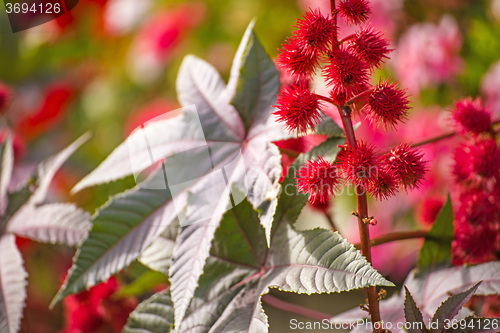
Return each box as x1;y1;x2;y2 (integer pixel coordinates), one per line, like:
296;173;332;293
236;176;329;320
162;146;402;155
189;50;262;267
481;61;500;116
127;3;206;84
392;16;463;94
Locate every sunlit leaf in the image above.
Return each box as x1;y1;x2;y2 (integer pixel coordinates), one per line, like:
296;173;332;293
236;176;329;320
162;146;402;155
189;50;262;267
0;235;27;333
417;195;454;274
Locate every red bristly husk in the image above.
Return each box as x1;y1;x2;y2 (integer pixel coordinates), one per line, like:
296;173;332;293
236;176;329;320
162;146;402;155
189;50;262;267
296;156;342;204
367;168;398;200
337;0;371;25
384;143;428;191
452;97;492;135
323;46;370;105
364;79;410;129
274;83;322;133
294;9;336;54
337;141;381;188
277;37;319;78
453;138;500;186
348;26;392;69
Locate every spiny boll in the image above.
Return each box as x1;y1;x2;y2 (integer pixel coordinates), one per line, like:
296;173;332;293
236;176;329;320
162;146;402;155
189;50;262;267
384;143;428;191
453;221;497;265
452;98;492;135
296;156;342;204
367;169;398;200
294;10;336;54
274;83;322;133
348;26;392;69
453;138;500;186
337;141;381;187
337;0;371;25
364;80;409;129
277;36;320;78
323;46;370;103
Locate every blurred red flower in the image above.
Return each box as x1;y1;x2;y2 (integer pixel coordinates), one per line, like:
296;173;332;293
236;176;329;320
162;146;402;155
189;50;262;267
61;277;137;333
16;82;74;142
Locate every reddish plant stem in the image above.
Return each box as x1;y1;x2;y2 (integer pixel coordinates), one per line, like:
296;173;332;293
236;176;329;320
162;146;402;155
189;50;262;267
262;294;331;321
316;94;335;104
323;210;338;232
330;1;381;329
331;0;337;40
337;105;381;328
354;230;428;249
411;132;455;148
411;119;500;148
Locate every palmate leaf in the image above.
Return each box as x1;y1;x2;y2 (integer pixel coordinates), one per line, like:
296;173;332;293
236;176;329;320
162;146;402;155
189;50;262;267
138;220;180;276
333;262;500;333
125;165;393;332
0;135;91;333
53;22;288;313
0;235;27;333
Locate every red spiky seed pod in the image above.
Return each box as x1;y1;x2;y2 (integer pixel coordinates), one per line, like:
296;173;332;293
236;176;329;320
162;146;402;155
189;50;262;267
337;141;381;187
364;80;410;129
296;156;342;204
367;169;398;200
0;82;10;114
452;98;492;135
348;27;392;69
277;36;320;78
337;0;371;25
294;9;337;54
274;83;322;133
454;138;500;186
384;143;428;191
323;46;370;103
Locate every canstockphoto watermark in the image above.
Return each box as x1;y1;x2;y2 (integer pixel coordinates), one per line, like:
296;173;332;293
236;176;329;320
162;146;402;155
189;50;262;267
126;104;249;227
290;319;427;331
290;318;500;331
2;0;79;33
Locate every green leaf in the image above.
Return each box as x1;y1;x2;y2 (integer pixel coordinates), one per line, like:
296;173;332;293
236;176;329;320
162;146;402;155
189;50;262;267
139;220;180;276
61;24;287;323
0;235;27;333
132;181;393;332
431;282;481;333
169;22;286;328
314;114;345;137
51;170;176;307
7;203;91;246
296;136;346;165
417;195;454;274
404;287;429;333
123;289;175;333
0;135;13;216
229;20;281;134
118;270;168;298
3;133;89;222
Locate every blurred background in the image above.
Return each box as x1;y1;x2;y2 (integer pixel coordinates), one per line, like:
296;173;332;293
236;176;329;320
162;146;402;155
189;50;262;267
1;0;500;331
